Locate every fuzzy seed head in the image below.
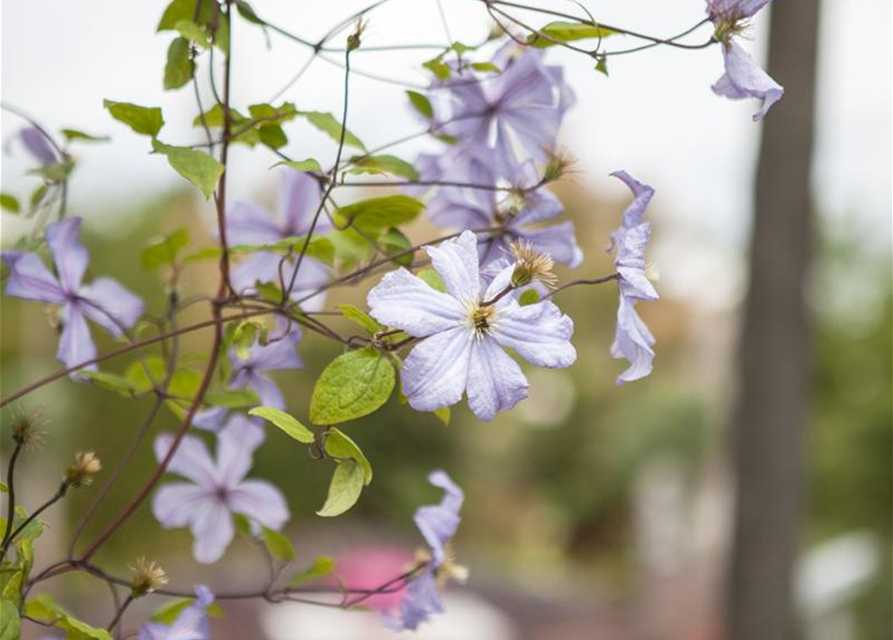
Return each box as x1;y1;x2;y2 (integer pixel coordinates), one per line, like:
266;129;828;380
510;241;557;288
130;557;168;597
65;451;101;488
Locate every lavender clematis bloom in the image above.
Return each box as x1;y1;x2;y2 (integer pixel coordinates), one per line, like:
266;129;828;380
385;470;465;631
608;171;659;385
20;127;59;165
707;0;783;121
152;415;289;563
367;230;576;421
140;585;214;640
227;170;330;311
427;157;582;268
1;217;144;375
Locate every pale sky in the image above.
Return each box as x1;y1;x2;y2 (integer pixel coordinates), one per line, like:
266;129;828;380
1;0;890;309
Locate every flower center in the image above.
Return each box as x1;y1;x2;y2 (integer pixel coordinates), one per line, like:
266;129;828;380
470;303;496;336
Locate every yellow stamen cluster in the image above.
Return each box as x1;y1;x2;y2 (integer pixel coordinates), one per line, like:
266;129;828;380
64;451;102;488
130;557;169;597
713;13;751;45
471;303;497;336
436;543;469;589
543;149;576;183
510;241;557;288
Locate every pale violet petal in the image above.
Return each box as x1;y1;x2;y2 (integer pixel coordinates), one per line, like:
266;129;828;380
228;480;290;530
58;304;97;375
1;251;66;303
215;415;265;488
402;326;473;412
152;482;213;528
226;201;282;246
491;300;576;368
46;218;88;293
465;336;528;422
190;499;235;564
367;268;465;337
154;433;217;487
79;277;144;335
426;230;482;301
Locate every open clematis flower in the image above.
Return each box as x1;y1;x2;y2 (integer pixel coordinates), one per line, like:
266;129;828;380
367;230;576;421
20;127;59;165
139;585;214;640
385;470;466;631
227;169;330;310
435;44;573;173
707;0;784;121
427;156;582;268
152;415;289;564
1;217;144;375
608;171;659;384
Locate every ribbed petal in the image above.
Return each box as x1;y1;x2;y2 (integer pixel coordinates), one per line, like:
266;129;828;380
79;276;144;336
154;433;217;487
215;415;265;488
425;230;482;301
713;41;784;121
465;336;529;421
491;300;576;368
58;304;97;374
190;499;234;564
517;220;584;268
611;293;656;384
401;326;473;412
228;480;290;530
226;201;282;246
367;268;465;337
152;482;214;528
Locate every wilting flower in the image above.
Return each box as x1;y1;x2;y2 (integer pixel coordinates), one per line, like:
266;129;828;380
427;157;582;268
152;414;289;563
227;169;330;310
707;0;784;121
367;230;576;421
434;44;573;172
385;470;466;631
139;585;214;640
2;218;144;374
20;127;58;165
608;171;659;384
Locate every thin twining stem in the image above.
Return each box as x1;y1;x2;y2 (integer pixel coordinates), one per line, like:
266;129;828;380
544;273;619;299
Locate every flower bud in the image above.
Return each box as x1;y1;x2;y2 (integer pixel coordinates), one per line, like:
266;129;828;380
64;451;101;488
130;557;168;597
347;18;367;51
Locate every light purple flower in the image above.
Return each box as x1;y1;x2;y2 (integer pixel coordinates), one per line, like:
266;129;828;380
1;217;144;375
367;230;575;421
707;0;783;121
20;127;59;165
139;585;214;640
385;470;465;631
435;44;573;172
608;171;659;384
152;415;289;563
427;157;582;268
227;169;330;310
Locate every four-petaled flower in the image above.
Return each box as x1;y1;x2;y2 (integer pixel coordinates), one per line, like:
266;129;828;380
707;0;784;121
386;470;466;631
139;585;215;640
608;171;659;384
227;169;330;310
367;230;576;421
2;217;144;375
152;414;289;563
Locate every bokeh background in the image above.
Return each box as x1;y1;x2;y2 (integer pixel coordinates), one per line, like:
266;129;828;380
1;1;890;639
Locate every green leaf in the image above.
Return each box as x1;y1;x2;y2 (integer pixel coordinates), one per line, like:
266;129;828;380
0;483;7;492
158;0;211;31
141;227;190;270
248;102;298;124
433;406;451;425
164;37;195;90
335;195;424;235
235;0;265;25
287;555;336;586
79;370;137;395
103;100;164;137
405;90;433;118
310;347;395;424
378;227;414;266
337;304;383;335
417;268;446;293
182;246;221;264
61;129;110;143
249;407;315;444
519;288;540;306
0;600;20;640
273;158;322;173
28;160;75;182
261;527;295;562
232;513;252;537
151;597;224;624
347;154;419;180
231;320;260;360
25;594;113;640
30;184;49;208
12;507;45;542
0;194;19;213
470;61;501;73
324;428;372;483
595;55;609;76
152;140;223;199
257;124;287;149
317;461;365;517
301;111;365;150
205;388;259;408
422;56;451;80
175;19;212;48
528;21;617;48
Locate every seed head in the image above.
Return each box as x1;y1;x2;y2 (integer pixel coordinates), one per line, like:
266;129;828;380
64;451;101;488
130;557;168;597
510;241;557;288
10;406;45;449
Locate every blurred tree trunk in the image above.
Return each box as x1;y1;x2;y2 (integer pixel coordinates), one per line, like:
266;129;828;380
726;2;822;640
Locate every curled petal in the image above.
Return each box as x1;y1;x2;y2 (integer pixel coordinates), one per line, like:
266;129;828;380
388;569;443;631
46;218;88;294
402;327;472;413
610;170;655;231
491;300;576;368
20;127;58;165
426;230;482;301
367;268;465;337
713;41;784;121
465;336;529;422
612;293;656;384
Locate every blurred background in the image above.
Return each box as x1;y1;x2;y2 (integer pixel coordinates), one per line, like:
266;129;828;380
1;1;890;639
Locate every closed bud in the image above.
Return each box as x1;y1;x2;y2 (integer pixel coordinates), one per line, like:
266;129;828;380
130;557;168;597
64;451;101;488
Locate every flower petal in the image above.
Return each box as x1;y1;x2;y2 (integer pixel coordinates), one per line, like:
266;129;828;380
491;300;576;368
414;470;464;563
46;218;88;294
465;337;529;421
1;251;66;303
279;169;327;235
610;170;655;230
367;268;465;337
154;433;217;487
226;201;282;246
401;326;473;412
20;127;58;165
190;499;235;564
58;304;97;375
426;230;482;301
79;277;144;335
152;482;213;528
517;220;584;268
612;293;656;384
713;41;784;121
228;480;290;530
215;415;265;488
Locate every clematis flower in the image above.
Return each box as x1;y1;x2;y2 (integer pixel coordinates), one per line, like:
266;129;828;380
608;171;659;384
427;156;582;268
707;0;784;121
1;217;144;374
385;470;466;631
367;230;576;421
227;169;330;310
152;414;289;564
139;585;214;640
435;44;573;172
20;127;59;165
